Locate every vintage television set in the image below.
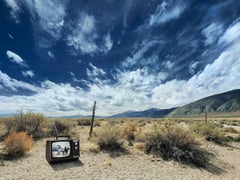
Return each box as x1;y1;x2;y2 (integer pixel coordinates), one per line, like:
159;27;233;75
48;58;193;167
46;135;80;163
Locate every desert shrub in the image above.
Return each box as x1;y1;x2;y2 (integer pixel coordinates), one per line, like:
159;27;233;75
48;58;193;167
191;123;226;144
134;142;144;151
49;120;73;136
81;142;99;153
4;131;33;158
233;135;240;142
122;122;138;142
144;122;210;167
77;118;92;126
77;118;100;126
3;112;45;138
94;124;122;151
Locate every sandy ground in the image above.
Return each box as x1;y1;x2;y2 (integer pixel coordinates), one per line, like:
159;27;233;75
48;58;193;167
1;126;240;180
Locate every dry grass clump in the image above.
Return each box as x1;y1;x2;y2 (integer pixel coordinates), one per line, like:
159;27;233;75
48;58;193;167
3;112;45;139
94;124;122;151
190;123;226;144
77;118;100;126
134;142;145;151
122;122;138;142
4;131;33;158
81;142;99;153
77;118;92;126
144;122;210;167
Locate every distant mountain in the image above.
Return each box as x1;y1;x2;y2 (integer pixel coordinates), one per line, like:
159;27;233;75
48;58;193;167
109;108;177;118
168;89;240;117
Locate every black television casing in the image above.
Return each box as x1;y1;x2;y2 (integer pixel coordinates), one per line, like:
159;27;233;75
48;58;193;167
46;136;80;163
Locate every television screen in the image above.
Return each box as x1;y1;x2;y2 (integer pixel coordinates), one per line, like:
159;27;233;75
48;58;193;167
52;141;71;158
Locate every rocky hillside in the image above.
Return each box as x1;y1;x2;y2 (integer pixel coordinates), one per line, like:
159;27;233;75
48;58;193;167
168;89;240;117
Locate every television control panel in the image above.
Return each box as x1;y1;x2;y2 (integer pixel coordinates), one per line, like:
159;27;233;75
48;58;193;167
72;139;80;157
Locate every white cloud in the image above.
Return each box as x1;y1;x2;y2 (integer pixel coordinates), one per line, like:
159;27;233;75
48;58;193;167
8;33;14;39
218;21;240;45
3;0;22;23
149;1;186;26
163;60;174;69
0;70;37;92
202;22;223;46
22;0;67;41
121;40;160;68
6;50;28;67
67;13;98;55
188;61;200;74
69;72;75;77
152;26;240;108
86;63;106;78
69;72;81;82
4;0;68;48
22;70;35;78
47;51;56;60
102;33;113;53
67;13;113;55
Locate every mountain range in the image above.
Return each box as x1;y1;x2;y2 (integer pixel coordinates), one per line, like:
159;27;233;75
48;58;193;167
108;89;240;118
168;89;240;117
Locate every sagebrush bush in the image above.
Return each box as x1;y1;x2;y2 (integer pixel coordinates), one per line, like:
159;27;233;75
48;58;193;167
4;131;33;158
144;122;210;167
49;120;72;136
122;122;138;141
94;124;122;151
81;142;99;153
191;123;226;144
77;119;92;126
77;118;100;126
3;112;45;138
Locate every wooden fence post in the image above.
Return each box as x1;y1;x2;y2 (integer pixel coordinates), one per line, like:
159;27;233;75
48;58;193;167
89;101;96;138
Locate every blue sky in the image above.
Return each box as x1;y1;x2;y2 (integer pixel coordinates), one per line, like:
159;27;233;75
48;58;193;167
0;0;240;116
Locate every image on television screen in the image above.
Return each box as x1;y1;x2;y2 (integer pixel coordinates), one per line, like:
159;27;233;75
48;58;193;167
52;141;71;158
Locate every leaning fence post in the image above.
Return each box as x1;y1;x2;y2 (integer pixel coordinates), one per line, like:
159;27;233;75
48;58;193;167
89;101;96;138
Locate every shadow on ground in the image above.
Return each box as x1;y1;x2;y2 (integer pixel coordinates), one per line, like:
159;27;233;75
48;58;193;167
103;147;130;158
50;160;84;171
203;162;228;175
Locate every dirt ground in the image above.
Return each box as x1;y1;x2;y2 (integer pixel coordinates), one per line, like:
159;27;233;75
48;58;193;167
1;125;240;180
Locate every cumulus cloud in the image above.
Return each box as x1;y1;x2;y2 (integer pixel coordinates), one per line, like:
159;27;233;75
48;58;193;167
22;70;35;78
218;21;240;45
6;50;28;67
202;22;223;46
149;1;186;26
